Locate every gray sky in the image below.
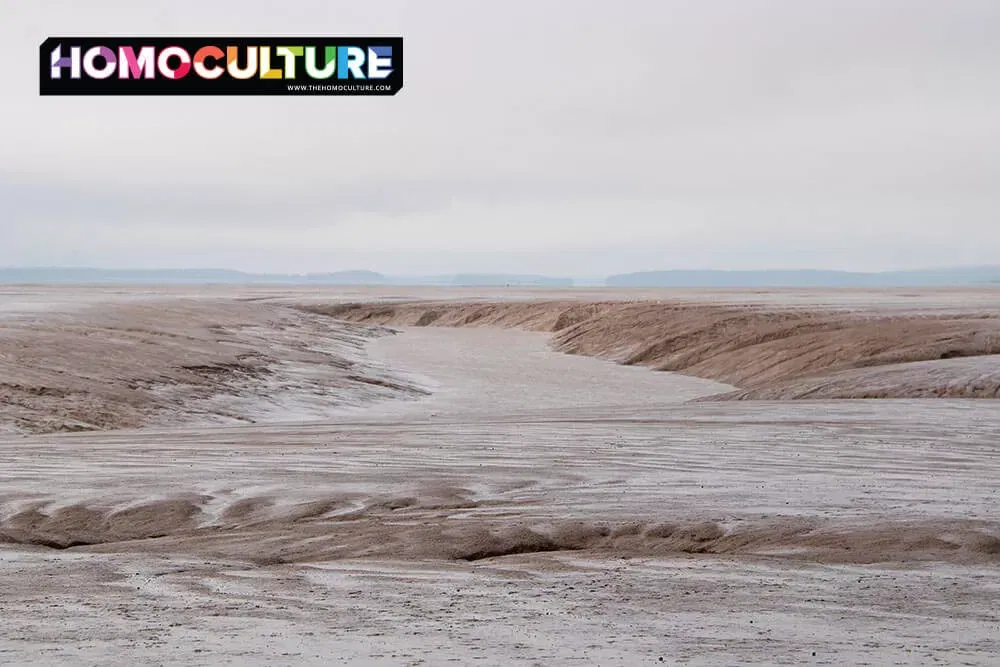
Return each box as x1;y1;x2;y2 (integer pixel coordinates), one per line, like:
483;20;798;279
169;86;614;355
1;0;998;275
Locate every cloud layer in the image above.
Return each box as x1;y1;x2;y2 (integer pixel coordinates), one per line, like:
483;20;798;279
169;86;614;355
2;0;998;273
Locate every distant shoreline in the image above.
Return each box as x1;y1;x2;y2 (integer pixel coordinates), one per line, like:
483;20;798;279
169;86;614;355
3;266;1000;287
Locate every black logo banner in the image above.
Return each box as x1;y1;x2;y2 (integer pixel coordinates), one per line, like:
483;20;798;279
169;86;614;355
39;37;404;96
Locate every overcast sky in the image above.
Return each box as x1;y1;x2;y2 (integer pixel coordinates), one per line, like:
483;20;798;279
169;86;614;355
1;0;998;275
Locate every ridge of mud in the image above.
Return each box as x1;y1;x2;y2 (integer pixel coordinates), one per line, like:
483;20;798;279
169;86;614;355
302;301;1000;400
0;300;426;434
2;492;997;566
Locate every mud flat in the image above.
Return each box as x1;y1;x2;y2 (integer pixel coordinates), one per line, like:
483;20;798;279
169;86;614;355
312;296;1000;399
0;287;998;665
0;297;425;434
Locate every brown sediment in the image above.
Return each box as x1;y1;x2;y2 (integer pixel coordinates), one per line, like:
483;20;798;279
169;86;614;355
0;299;425;434
302;300;1000;399
1;492;997;566
3;292;997;436
1;288;998;665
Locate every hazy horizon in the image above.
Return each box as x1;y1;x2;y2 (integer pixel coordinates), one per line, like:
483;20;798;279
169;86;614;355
3;1;999;275
4;259;1000;277
4;264;1000;289
5;260;1000;276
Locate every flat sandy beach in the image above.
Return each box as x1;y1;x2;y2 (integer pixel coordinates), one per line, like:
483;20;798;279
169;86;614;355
0;286;998;665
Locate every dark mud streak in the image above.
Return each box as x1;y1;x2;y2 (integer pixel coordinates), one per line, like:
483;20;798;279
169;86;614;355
3;495;998;567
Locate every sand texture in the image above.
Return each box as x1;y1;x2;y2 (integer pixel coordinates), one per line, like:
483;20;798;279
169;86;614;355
0;286;998;665
0;298;424;434
309;298;1000;399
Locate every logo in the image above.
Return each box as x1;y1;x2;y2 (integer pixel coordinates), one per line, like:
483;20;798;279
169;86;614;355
39;37;404;96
